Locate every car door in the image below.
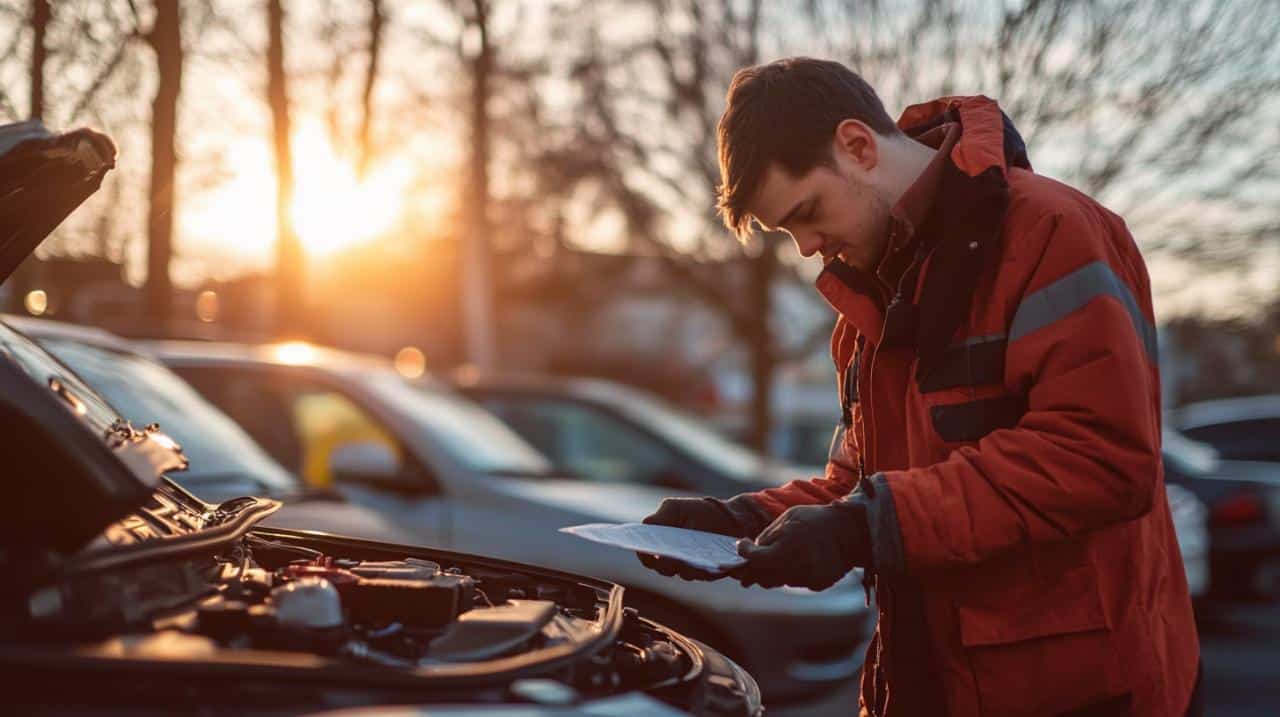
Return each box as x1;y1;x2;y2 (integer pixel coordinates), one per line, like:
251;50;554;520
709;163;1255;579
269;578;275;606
176;365;449;546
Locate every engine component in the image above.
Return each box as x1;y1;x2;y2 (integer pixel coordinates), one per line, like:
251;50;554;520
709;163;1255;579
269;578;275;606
348;558;441;581
428;599;557;662
271;577;343;630
343;573;475;628
195;596;254;640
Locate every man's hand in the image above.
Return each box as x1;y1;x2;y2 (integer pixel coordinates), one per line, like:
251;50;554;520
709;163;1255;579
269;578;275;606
637;497;754;581
731;500;871;591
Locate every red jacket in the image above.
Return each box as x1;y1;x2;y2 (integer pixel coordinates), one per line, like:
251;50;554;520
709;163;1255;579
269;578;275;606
739;97;1198;716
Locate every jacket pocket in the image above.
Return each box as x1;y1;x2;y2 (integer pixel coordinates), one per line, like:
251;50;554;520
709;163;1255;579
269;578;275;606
956;562;1128;717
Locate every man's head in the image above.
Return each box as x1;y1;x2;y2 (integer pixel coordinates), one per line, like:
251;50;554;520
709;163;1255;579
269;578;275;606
716;58;920;271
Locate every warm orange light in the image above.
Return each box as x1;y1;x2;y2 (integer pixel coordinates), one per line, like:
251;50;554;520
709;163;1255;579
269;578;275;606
195;290;219;322
394;346;426;378
24;289;47;316
274;341;317;365
181;120;415;264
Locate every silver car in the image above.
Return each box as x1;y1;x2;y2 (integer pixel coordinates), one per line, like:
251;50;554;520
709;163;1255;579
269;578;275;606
145;340;870;703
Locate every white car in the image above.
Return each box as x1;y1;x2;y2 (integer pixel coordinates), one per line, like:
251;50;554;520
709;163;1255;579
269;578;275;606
144;340;869;703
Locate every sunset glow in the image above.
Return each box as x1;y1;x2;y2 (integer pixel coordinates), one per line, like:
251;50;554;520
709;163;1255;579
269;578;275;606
182;120;414;264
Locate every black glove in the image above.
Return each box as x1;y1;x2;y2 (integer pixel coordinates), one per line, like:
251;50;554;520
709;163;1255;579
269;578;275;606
637;496;764;581
731;498;871;591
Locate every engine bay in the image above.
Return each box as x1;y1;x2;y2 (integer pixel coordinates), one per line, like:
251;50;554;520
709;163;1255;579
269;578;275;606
5;527;703;707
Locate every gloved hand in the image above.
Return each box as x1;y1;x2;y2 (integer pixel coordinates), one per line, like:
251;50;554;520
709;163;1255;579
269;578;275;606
731;499;871;591
637;496;759;581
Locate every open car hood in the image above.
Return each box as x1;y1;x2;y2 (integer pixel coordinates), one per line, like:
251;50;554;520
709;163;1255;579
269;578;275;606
0;122;175;554
0;120;115;283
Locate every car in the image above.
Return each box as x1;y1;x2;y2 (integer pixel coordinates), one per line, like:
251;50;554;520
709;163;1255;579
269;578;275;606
1173;394;1280;463
5;313;422;545
1164;429;1280;601
0;120;760;716
450;372;820;497
148;341;870;703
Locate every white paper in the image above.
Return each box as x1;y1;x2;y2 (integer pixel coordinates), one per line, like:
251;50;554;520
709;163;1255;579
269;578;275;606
560;522;747;574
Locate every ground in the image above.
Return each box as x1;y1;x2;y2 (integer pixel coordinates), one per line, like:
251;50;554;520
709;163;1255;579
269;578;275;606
771;601;1280;716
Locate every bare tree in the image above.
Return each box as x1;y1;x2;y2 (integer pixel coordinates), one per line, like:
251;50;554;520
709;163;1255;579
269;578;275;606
537;0;809;450
268;0;302;335
142;0;182;326
356;0;385;178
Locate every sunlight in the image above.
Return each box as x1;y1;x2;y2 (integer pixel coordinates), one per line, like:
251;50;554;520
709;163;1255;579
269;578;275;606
181;119;415;267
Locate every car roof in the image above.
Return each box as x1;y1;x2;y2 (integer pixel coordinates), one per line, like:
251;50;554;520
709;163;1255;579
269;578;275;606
2;313;144;356
451;369;640;403
1174;394;1280;430
142;338;410;381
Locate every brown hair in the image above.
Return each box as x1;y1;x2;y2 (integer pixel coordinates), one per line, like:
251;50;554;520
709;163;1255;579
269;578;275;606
716;57;899;240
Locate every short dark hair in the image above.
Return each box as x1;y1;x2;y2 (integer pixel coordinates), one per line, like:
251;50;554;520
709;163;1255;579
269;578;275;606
716;58;899;240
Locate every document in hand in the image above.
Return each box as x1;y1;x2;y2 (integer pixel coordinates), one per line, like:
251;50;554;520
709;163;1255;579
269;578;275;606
559;523;748;574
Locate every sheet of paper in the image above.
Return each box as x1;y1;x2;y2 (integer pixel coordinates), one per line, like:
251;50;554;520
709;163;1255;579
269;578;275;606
560;522;747;574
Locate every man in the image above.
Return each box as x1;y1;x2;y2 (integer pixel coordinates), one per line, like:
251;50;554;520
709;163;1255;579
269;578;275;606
637;58;1200;717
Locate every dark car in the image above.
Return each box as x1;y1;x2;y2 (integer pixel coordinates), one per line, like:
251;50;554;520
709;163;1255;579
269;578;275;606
452;372;815;498
1163;430;1280;601
0;121;760;716
1174;394;1280;463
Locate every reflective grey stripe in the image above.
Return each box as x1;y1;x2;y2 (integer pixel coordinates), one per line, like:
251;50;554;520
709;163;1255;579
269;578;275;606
1009;260;1157;358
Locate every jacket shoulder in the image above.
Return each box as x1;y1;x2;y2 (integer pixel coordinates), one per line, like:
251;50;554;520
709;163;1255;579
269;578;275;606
1000;168;1143;277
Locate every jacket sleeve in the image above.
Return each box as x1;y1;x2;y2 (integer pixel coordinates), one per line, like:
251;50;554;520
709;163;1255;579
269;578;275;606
863;207;1163;575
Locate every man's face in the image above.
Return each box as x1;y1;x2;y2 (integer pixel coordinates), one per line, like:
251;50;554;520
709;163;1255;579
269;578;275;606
747;125;894;272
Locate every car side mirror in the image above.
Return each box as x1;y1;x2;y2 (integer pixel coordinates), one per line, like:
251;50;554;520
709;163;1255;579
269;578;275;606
329;441;410;492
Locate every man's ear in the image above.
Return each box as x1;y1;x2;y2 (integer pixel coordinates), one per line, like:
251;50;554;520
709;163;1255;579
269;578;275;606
832;119;878;171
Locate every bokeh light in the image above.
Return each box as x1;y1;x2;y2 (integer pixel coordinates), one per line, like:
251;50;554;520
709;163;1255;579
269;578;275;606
394;346;426;378
195;290;219;323
24;289;47;316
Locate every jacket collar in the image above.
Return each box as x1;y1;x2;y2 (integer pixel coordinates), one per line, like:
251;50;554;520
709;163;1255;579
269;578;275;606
814;96;1021;369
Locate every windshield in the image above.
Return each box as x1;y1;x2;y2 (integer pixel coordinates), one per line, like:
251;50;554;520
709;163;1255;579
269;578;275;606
37;337;300;495
582;382;771;482
0;322;118;433
365;372;556;476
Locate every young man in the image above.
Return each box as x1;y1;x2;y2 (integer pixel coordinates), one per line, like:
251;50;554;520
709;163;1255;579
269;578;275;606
638;58;1201;717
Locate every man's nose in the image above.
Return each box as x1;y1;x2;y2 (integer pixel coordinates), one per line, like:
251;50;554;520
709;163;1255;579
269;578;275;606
792;231;823;258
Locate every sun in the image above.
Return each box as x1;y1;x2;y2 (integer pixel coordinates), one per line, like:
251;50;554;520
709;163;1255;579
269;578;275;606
181;120;414;267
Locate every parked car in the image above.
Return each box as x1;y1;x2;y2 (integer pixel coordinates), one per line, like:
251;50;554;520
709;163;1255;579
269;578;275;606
1164;429;1280;601
149;341;869;703
0;121;760;716
1173;394;1280;462
5;313;420;545
451;372;819;497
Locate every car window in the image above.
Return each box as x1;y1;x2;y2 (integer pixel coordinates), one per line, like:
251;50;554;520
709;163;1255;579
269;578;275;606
37;339;300;496
176;367;429;491
372;374;556;477
482;397;685;485
1182;419;1280;462
579;383;773;482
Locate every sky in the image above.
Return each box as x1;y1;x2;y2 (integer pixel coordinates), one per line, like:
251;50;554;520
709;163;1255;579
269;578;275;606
2;0;1275;321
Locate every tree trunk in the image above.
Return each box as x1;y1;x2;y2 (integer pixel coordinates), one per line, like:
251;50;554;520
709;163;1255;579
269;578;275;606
268;0;302;335
745;234;779;452
4;0;52;313
143;0;182;329
460;0;496;368
356;0;384;179
28;0;47;121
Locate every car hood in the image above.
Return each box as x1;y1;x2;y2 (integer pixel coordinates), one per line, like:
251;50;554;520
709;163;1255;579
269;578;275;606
0;121;115;283
0;122;175;554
